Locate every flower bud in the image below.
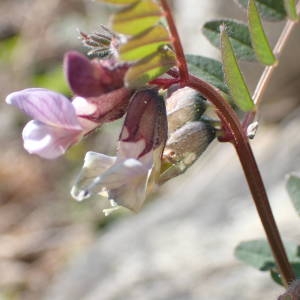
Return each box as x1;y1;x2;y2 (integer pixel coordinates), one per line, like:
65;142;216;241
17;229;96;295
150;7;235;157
159;121;215;184
166;87;207;133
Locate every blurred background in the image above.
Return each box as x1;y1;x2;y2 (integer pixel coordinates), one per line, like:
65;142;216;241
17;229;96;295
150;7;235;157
0;1;300;299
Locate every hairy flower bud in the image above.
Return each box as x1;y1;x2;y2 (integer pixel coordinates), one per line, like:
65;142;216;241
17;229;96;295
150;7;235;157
166;87;207;133
159;121;216;184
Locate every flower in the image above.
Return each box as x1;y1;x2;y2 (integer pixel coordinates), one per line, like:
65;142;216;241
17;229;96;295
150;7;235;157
6;88;88;159
6;51;133;159
71;88;168;213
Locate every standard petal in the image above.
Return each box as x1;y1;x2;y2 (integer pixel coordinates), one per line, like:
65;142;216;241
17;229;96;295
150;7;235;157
64;51;104;98
22;120;82;159
6;88;82;130
71;151;116;201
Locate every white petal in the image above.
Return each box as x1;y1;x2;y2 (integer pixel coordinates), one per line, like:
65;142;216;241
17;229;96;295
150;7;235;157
71;151;116;201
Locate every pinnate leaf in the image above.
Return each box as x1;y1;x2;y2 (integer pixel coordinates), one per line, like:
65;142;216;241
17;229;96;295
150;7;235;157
220;27;255;111
283;0;299;20
236;0;286;21
286;173;300;216
203;20;256;61
248;0;277;65
120;25;171;61
186;54;228;94
125;47;176;88
111;0;162;35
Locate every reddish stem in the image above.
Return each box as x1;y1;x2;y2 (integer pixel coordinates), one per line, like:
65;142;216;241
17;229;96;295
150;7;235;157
160;0;189;83
188;74;295;287
160;0;295;287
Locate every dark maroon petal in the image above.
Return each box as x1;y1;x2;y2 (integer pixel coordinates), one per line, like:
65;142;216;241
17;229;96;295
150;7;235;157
64;51;104;98
120;88;168;158
77;88;133;123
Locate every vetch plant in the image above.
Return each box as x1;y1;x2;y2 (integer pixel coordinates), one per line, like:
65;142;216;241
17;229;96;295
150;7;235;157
5;0;300;297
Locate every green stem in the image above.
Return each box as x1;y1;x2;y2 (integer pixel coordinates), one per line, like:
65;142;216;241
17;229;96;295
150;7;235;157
161;0;296;287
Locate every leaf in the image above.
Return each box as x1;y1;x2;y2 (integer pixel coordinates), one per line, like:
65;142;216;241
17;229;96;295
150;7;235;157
235;239;300;271
235;239;276;270
283;0;299;20
220;27;255;111
248;0;277;65
120;25;171;61
186;54;228;94
235;239;300;286
125;47;176;88
286;173;300;216
112;0;162;35
236;0;287;21
97;0;138;5
203;19;256;61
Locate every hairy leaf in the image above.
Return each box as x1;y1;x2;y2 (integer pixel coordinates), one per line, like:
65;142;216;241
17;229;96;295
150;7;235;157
236;0;287;21
186;54;228;94
98;0;138;5
248;0;277;65
283;0;299;20
112;0;162;35
125;47;176;88
286;173;300;216
203;19;255;61
220;27;255;111
120;25;171;61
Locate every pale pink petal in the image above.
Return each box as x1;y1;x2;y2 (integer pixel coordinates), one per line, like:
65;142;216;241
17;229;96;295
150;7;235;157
6;88;82;130
22;120;82;159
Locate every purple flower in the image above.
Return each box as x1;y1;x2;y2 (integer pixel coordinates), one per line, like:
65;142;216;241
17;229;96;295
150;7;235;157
64;51;132;124
71;88;168;213
6;88;96;159
6;51;133;159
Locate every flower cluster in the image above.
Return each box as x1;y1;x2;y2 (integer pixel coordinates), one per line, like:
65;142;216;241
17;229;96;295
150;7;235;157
6;37;216;213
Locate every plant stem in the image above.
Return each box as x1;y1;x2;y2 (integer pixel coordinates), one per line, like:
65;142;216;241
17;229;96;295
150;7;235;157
188;75;295;288
161;1;296;287
160;0;189;83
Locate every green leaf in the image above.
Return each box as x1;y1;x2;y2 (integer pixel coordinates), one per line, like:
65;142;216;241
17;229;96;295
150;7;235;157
112;0;162;35
235;239;300;270
286;173;300;216
125;47;176;88
235;239;276;270
203;19;256;61
220;27;255;111
97;0;138;5
186;54;228;94
236;0;287;21
248;0;277;65
120;25;171;61
235;239;300;286
283;0;299;20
